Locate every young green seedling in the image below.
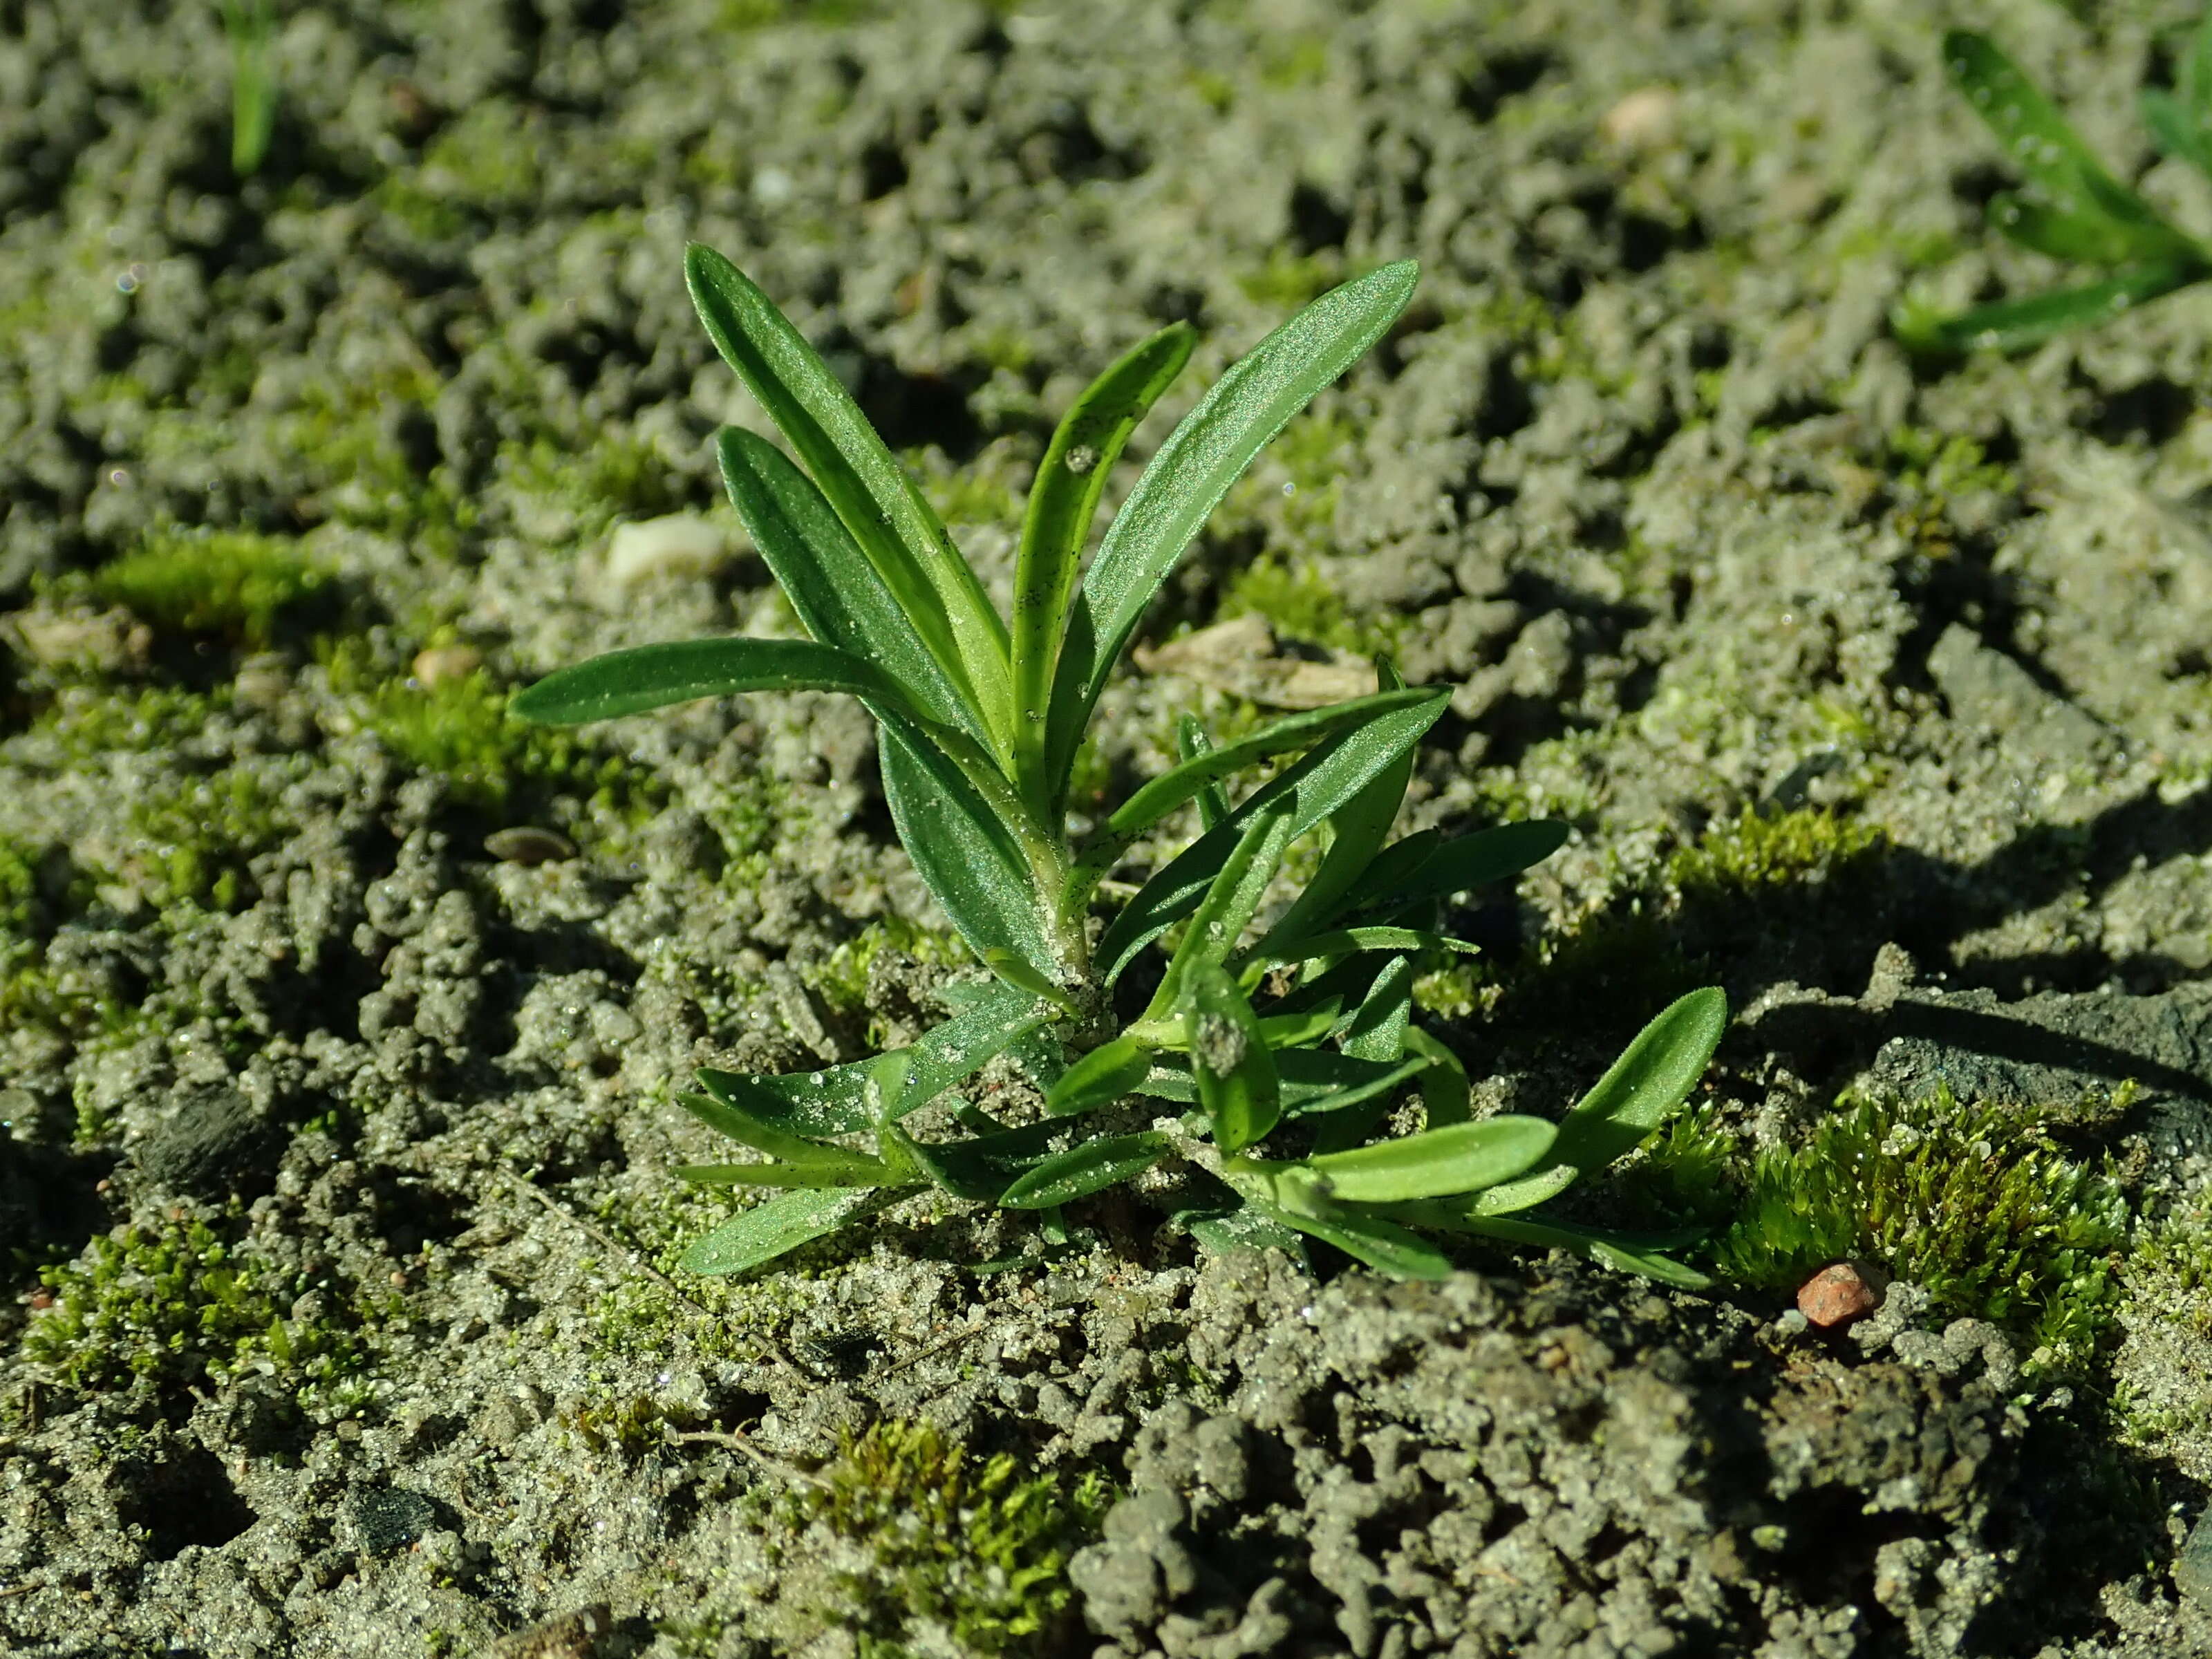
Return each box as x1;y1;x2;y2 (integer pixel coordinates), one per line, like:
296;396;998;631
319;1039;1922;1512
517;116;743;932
1895;16;2212;354
516;249;1728;1284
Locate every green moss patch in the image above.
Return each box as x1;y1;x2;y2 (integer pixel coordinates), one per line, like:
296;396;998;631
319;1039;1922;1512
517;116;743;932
781;1419;1112;1658
88;529;335;649
1685;1089;2130;1374
24;1208;388;1408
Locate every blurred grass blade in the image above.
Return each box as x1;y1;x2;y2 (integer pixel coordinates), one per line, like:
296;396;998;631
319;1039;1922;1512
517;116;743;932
1045;1035;1154;1116
2140;87;2212;176
718;428;974;733
1244;1198;1454;1280
1303;1116;1556;1203
1044;261;1420;808
1000;1131;1174;1209
1013;325;1196;809
1894;262;2200;354
1177;715;1231;830
1075;687;1437;897
1942;31;2197;265
677;1188;893;1275
1183;960;1280;1154
685;244;1013;751
222;0;278;177
1097;690;1448;984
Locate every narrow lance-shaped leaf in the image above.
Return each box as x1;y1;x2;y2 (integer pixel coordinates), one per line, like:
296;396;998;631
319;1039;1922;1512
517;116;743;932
1142;795;1301;1024
716;427;971;732
1012;325;1196;812
1045;1035;1154;1116
1241;1197;1455;1280
1246;658;1415;960
1096;690;1449;985
513;635;913;726
720;980;1051;1136
1043;261;1421;812
1293;1115;1556;1204
1432;1210;1713;1291
1477;988;1727;1216
2139;86;2212;178
1348;821;1571;916
1894;262;2202;355
1237;926;1479;973
1942;32;2197;265
1074;687;1436;903
1309;951;1416;1156
1177;715;1231;831
1403;1027;1470;1128
685;244;1014;753
1183;960;1280;1155
678;1085;895;1185
677;1188;894;1277
881;729;1060;976
1000;1132;1174;1210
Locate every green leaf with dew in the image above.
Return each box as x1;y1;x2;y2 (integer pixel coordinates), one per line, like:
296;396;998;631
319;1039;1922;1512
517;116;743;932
677;1188;894;1276
1012;325;1196;810
1044;1035;1154;1116
1298;1116;1556;1204
1096;689;1448;984
881;729;1060;976
679;1085;894;1183
685;244;1013;751
1894;262;2201;353
715;427;973;733
1183;961;1280;1155
1000;1132;1174;1209
1941;31;2197;266
1043;261;1421;809
715;982;1051;1136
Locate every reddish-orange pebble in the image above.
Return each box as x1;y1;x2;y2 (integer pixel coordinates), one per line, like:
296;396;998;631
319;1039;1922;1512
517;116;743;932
1797;1262;1879;1329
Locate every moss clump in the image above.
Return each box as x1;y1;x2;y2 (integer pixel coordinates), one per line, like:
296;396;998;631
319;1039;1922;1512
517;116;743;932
498;431;688;536
1221;552;1404;657
327;641;656;821
811;917;969;1020
23;1208;386;1407
1693;1089;2129;1373
122;766;292;912
1665;805;1888;897
88;530;334;648
784;1420;1111;1658
26;684;224;758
